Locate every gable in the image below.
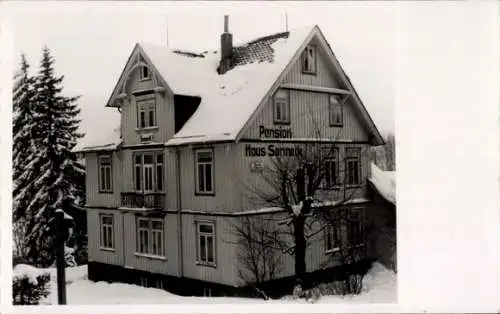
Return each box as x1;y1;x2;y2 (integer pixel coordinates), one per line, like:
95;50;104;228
281;35;343;89
239;32;371;142
236;27;384;146
106;45;172;108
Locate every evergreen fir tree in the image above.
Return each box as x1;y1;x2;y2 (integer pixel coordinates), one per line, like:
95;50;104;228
12;54;37;262
14;47;84;266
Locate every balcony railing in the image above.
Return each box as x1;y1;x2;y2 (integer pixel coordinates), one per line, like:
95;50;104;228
121;192;165;209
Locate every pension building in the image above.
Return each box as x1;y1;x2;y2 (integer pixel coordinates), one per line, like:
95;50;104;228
80;17;387;296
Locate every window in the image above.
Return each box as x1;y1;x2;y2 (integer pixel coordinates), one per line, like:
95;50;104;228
329;95;343;126
195;149;214;195
99;214;114;250
323;147;340;188
133;152;164;192
98;155;112;193
196;222;216;266
348;209;364;247
325;220;340;253
302;45;316;74
345;148;361;185
140;65;150;81
273;89;290;124
137;98;156;128
136;217;164;257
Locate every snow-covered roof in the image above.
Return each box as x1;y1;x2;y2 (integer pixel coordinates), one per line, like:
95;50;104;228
74;94;121;152
369;163;396;205
140;26;314;146
81;24;384;150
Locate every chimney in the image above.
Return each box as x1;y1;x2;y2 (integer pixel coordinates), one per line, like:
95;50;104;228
219;15;233;74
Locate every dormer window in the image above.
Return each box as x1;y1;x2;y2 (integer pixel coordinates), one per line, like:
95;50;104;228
140;65;150;81
302;45;316;74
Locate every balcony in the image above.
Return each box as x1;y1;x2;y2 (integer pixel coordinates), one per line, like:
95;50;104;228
121;192;165;209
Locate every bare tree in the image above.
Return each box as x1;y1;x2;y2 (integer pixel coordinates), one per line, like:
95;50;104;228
230;216;285;299
314;206;366;295
384;133;395;171
370;132;395;171
240;138;370;288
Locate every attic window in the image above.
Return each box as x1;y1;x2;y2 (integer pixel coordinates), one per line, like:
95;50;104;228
273;89;290;124
140;65;150;81
302;45;316;74
329;95;343;127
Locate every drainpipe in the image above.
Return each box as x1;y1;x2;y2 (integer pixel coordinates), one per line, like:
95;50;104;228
175;147;184;277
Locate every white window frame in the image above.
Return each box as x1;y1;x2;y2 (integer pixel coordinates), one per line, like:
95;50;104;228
329;95;343;127
196;221;216;266
156;153;163;192
143;153;154;193
323;147;340;189
195;149;215;195
137;97;156;129
345;148;361;186
325;220;340;254
133;152;164;193
137;217;150;254
99;214;114;250
151;219;164;257
136;217;165;258
302;45;317;74
140;65;150;81
98;155;112;193
273;89;290;124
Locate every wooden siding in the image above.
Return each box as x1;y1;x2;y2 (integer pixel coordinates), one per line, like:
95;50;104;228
282;36;342;89
121;67;175;146
178;144;239;212
242;89;369;141
181;214;238;286
229;142;371;210
174;140;370;212
122;212;180;276
87;208;181;276
85;152;121;208
242;33;368;142
87;209;124;266
231;207;368;284
231;33;372;209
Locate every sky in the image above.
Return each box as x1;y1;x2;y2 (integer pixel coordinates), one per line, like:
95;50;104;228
7;1;395;136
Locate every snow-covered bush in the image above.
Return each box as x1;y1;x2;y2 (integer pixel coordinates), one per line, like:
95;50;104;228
65;246;77;267
13;264;50;305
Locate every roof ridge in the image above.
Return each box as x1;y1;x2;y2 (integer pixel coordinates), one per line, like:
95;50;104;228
138;25;316;56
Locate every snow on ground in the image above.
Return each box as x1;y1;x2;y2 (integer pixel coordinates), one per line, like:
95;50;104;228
316;262;397;304
40;262;395;304
369;163;396;205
